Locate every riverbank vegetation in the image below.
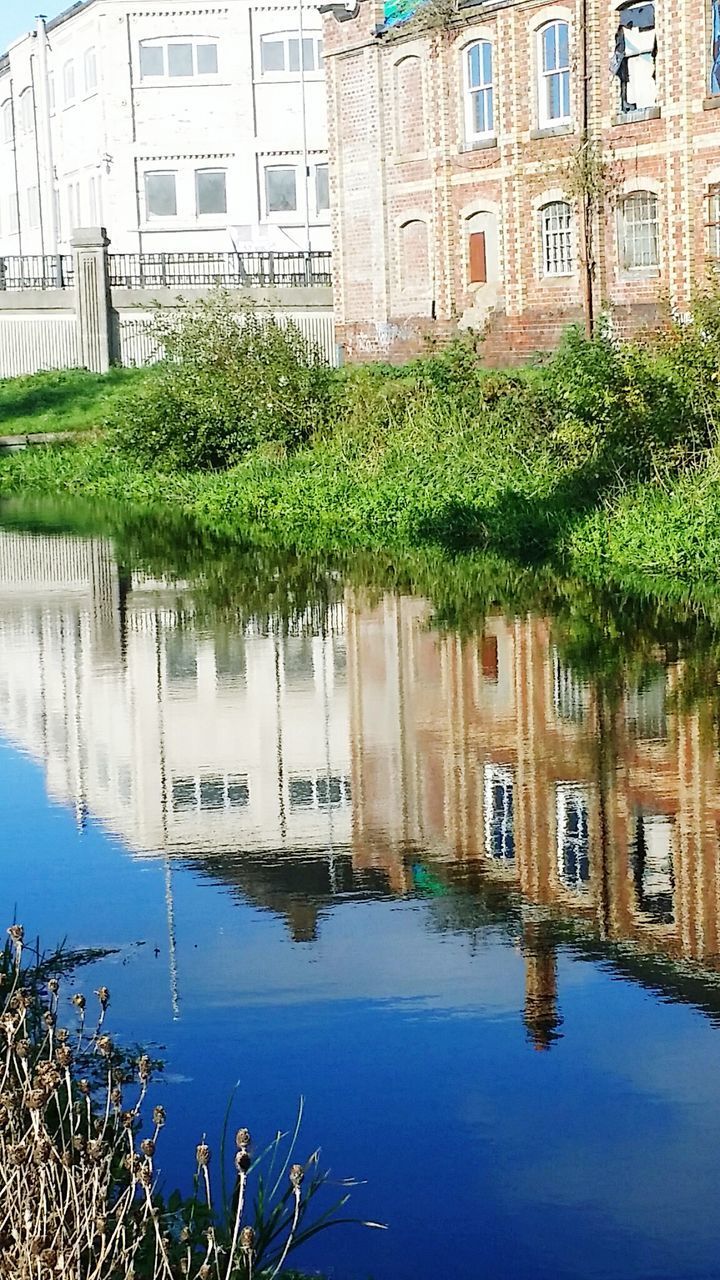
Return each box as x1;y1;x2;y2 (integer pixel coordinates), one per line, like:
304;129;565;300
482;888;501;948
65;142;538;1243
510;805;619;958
3;292;720;597
0;925;377;1279
0;367;148;437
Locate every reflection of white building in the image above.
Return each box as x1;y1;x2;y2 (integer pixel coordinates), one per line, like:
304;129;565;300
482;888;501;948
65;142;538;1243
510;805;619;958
0;0;329;256
0;530;351;865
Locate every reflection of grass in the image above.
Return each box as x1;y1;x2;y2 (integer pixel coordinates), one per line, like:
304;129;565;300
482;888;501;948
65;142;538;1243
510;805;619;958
0;366;151;436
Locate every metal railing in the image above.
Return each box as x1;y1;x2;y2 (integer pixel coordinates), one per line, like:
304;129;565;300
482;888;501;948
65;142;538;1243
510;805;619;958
108;250;333;289
0;254;75;290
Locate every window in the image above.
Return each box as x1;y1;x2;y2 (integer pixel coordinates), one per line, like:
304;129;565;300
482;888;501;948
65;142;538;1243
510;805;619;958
259;32;323;75
196;169;227;215
538;20;570;125
67;179;82;230
484;764;514;862
63;59;75;104
612;3;656;112
26;185;40;230
84;47;97;93
540;200;573;275
708;186;720;258
620;190;659;269
5;194;18;234
552;649;588;721
625;671;667;740
712;0;720;93
315;163;329;212
1;99;13;142
288;773;351;812
632;813;674;924
145;171;178;218
465;40;493;140
395;56;424;152
19;88;33;134
265;166;297;213
88;174;100;224
171;773;250;813
556;784;590;891
139;39;219;79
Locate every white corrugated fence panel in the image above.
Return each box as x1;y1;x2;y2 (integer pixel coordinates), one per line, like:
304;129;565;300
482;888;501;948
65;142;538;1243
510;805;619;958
0;315;80;378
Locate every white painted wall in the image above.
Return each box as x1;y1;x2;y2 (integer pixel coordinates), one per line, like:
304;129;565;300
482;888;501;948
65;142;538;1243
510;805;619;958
0;0;330;258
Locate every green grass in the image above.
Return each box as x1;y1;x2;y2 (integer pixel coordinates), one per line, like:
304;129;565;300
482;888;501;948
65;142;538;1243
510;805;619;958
0;366;152;437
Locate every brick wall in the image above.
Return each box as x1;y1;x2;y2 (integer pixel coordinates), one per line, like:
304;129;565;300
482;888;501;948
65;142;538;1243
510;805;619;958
322;0;720;363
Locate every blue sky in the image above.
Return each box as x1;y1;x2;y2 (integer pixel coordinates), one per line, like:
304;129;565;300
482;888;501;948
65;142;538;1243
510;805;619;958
0;1;42;54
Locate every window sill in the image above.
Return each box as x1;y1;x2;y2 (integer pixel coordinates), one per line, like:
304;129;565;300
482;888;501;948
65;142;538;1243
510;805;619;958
703;94;720;110
459;136;497;153
393;149;429;161
619;267;660;281
530;122;574;140
612;105;660;125
541;272;576;282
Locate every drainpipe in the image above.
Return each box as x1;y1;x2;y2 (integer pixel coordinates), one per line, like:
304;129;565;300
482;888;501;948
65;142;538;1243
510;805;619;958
9;81;24;255
29;47;46;257
298;0;311;255
579;0;594;339
36;17;59;259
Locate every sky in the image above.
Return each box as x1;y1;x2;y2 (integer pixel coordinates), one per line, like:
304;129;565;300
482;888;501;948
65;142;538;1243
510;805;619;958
0;0;47;54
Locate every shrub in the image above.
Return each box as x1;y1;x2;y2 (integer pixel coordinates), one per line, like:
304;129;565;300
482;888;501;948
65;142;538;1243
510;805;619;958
115;294;334;470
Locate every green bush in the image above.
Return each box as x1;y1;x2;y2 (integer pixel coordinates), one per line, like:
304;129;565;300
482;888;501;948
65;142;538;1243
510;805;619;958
115;293;333;470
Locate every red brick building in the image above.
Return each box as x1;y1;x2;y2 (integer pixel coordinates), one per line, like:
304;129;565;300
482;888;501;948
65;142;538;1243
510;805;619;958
321;0;720;361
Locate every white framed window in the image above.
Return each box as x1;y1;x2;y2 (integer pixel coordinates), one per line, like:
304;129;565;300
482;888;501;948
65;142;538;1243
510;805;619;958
315;163;329;213
88;174;100;224
259;32;323;75
540;200;573;275
288;773;351;812
26;185;40;229
138;39;219;80
63;59;76;104
265;165;297;213
172;773;250;813
195;168;227;216
66;179;81;230
84;47;97;93
632;813;674;924
1;99;13;142
620;190;659;269
556;783;590;891
483;763;514;863
537;20;570;126
708;186;720;259
5;194;18;234
464;40;494;140
19;88;34;134
144;171;178;218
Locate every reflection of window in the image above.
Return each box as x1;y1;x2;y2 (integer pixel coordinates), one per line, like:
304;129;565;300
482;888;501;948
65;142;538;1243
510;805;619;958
625;671;667;740
283;637;314;688
265;166;297;213
215;633;246;686
165;630;197;682
613;2;656;113
538;20;570;126
540;201;573;276
632;813;674;923
620;191;659;270
145;171;178;218
139;39;219;78
259;33;323;74
556;783;590;890
464;40;494;141
171;773;250;813
333;640;347;682
552;648;588;722
481;634;498;681
288;773;351;811
484;763;514;862
196;169;227;216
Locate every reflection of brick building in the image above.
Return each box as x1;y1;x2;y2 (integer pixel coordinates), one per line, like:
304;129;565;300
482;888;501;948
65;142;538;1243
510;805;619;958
321;0;720;362
347;597;720;1040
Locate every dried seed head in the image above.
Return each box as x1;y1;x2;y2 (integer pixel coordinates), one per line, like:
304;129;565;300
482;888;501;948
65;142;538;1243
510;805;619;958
47;978;59;996
8;1143;28;1166
196;1141;210;1168
71;994;86;1013
0;1107;8;1130
140;1138;155;1158
95;986;110;1011
239;1226;255;1254
56;1045;72;1069
198;1267;210;1280
138;1161;152;1188
56;1028;69;1045
33;1139;52;1165
235;1127;251;1150
25;1088;47;1111
95;1216;107;1237
73;1135;87;1154
7;925;24;946
110;1086;122;1108
153;1105;166;1129
14;1039;30;1059
43;1011;56;1030
87;1139;104;1165
289;1163;304;1188
120;1110;134;1130
137;1054;151;1084
78;1078;91;1097
235;1151;251;1175
39;1248;57;1269
96;1034;113;1059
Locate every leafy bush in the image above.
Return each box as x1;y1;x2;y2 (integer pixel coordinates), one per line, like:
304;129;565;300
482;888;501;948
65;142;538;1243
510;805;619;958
115;294;333;470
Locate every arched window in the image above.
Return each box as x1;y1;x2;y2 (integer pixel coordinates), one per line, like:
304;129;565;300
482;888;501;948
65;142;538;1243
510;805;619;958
539;200;572;275
620;190;659;269
464;40;493;141
537;20;570;126
399;218;430;296
395;56;424;153
19;87;34;134
1;99;12;143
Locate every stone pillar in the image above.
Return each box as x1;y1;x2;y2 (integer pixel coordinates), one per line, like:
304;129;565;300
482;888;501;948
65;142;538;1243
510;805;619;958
72;227;112;373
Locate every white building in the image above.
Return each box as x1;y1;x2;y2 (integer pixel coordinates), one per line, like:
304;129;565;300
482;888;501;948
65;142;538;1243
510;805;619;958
0;0;330;258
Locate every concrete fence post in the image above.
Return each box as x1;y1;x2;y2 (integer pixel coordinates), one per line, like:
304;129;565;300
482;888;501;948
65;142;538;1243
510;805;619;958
71;227;112;373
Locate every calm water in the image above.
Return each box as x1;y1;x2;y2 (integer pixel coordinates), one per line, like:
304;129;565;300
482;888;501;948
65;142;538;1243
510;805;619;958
3;507;720;1279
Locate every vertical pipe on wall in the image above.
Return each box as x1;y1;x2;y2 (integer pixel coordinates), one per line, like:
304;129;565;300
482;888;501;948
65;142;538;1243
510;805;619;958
29;48;46;257
298;0;311;253
9;80;24;256
36;17;59;258
579;0;595;339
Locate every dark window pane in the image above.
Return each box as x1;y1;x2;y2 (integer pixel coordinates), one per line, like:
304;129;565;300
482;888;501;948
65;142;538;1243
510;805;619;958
146;172;177;217
172;777;196;812
196;170;227;215
200;776;225;810
227;776;250;807
289;777;314;809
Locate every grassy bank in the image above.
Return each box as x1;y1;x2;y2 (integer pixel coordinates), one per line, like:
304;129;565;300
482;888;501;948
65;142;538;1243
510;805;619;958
3;296;720;600
0;366;150;436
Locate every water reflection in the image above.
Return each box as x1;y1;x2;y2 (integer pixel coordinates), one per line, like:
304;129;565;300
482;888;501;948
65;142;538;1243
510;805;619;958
2;524;720;1049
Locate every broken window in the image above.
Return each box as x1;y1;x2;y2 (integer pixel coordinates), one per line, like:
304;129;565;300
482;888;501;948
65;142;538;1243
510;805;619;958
611;2;657;113
711;0;720;93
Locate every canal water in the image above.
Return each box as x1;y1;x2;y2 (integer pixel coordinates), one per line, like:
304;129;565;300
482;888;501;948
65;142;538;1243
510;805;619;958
2;504;720;1279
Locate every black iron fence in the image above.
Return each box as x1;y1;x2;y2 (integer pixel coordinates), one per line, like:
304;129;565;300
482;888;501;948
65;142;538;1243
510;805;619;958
0;254;75;290
108;250;332;289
